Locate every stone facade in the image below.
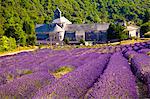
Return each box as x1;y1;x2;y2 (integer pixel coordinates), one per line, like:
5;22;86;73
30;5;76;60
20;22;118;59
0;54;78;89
35;8;110;44
126;25;140;38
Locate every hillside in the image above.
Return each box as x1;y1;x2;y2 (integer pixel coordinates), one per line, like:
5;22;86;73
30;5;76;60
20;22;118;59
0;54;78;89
0;0;149;47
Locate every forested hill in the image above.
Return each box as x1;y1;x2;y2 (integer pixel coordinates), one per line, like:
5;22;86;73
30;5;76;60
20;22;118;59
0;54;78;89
0;0;149;47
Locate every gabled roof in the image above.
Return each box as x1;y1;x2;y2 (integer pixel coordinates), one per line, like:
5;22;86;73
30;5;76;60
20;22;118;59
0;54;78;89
64;23;110;32
52;17;72;24
35;24;51;32
35;24;63;33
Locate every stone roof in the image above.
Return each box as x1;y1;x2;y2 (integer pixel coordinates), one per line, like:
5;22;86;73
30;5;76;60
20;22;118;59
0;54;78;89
36;23;110;34
35;24;51;32
64;23;110;32
52;17;72;24
36;24;63;33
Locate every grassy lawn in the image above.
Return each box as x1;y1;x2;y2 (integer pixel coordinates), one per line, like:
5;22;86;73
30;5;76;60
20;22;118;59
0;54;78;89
0;46;38;57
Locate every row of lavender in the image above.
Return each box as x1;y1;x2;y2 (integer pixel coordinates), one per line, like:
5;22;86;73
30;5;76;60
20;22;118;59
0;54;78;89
0;47;112;98
0;53;111;98
0;48;124;86
33;54;110;98
86;53;137;99
123;41;150;97
1;41;150;71
0;41;150;98
124;51;150;97
84;44;150;98
33;52;139;98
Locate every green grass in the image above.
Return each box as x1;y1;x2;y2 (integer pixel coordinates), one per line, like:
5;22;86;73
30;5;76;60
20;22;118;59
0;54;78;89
0;46;38;56
52;66;74;78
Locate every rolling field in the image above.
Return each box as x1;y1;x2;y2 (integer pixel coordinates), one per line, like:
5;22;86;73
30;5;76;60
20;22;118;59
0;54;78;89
1;41;150;98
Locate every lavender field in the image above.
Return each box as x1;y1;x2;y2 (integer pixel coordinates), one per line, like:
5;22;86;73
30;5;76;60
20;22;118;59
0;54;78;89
1;42;150;99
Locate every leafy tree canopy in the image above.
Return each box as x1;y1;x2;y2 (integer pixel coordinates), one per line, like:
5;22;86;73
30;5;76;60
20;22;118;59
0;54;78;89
0;0;149;46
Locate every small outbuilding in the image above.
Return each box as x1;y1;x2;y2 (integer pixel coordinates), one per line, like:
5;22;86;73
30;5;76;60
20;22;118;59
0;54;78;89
126;25;140;38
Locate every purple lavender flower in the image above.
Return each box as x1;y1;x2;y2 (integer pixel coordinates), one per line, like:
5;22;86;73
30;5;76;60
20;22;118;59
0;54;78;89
33;54;111;99
85;52;138;99
0;71;55;98
138;48;150;54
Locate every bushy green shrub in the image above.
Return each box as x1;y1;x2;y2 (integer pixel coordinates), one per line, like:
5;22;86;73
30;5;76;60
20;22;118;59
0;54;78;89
0;36;16;51
9;37;17;49
140;22;150;36
26;34;36;46
64;38;69;44
144;32;150;38
79;39;85;45
119;31;129;40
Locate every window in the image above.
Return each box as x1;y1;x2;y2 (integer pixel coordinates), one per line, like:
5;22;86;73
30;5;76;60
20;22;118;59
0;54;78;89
85;31;96;41
64;31;76;41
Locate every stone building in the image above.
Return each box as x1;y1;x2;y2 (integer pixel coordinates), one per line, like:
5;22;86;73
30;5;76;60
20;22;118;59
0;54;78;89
126;25;140;38
35;7;110;44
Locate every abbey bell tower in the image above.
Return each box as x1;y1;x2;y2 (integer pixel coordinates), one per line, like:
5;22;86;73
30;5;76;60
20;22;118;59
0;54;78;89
54;7;61;19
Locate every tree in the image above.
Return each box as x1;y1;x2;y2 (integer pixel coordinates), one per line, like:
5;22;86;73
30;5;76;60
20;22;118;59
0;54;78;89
143;9;150;23
23;20;36;45
0;25;4;37
4;24;26;46
26;34;36;46
107;23;126;40
140;22;150;36
119;31;129;40
0;0;149;47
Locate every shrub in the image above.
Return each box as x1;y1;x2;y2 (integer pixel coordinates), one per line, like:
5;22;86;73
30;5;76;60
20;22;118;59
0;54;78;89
0;36;16;51
26;34;36;46
140;22;150;36
144;32;150;38
64;38;69;44
79;39;85;45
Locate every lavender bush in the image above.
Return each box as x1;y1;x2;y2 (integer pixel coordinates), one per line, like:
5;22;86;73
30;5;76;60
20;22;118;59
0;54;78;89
85;52;138;99
33;54;111;99
126;51;150;96
0;71;55;98
138;48;150;54
1;41;150;98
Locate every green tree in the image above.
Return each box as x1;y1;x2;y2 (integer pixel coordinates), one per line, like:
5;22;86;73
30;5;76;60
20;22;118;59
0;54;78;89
140;22;150;36
119;31;129;40
26;34;36;46
143;9;150;23
0;0;149;47
4;24;26;46
107;23;125;40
